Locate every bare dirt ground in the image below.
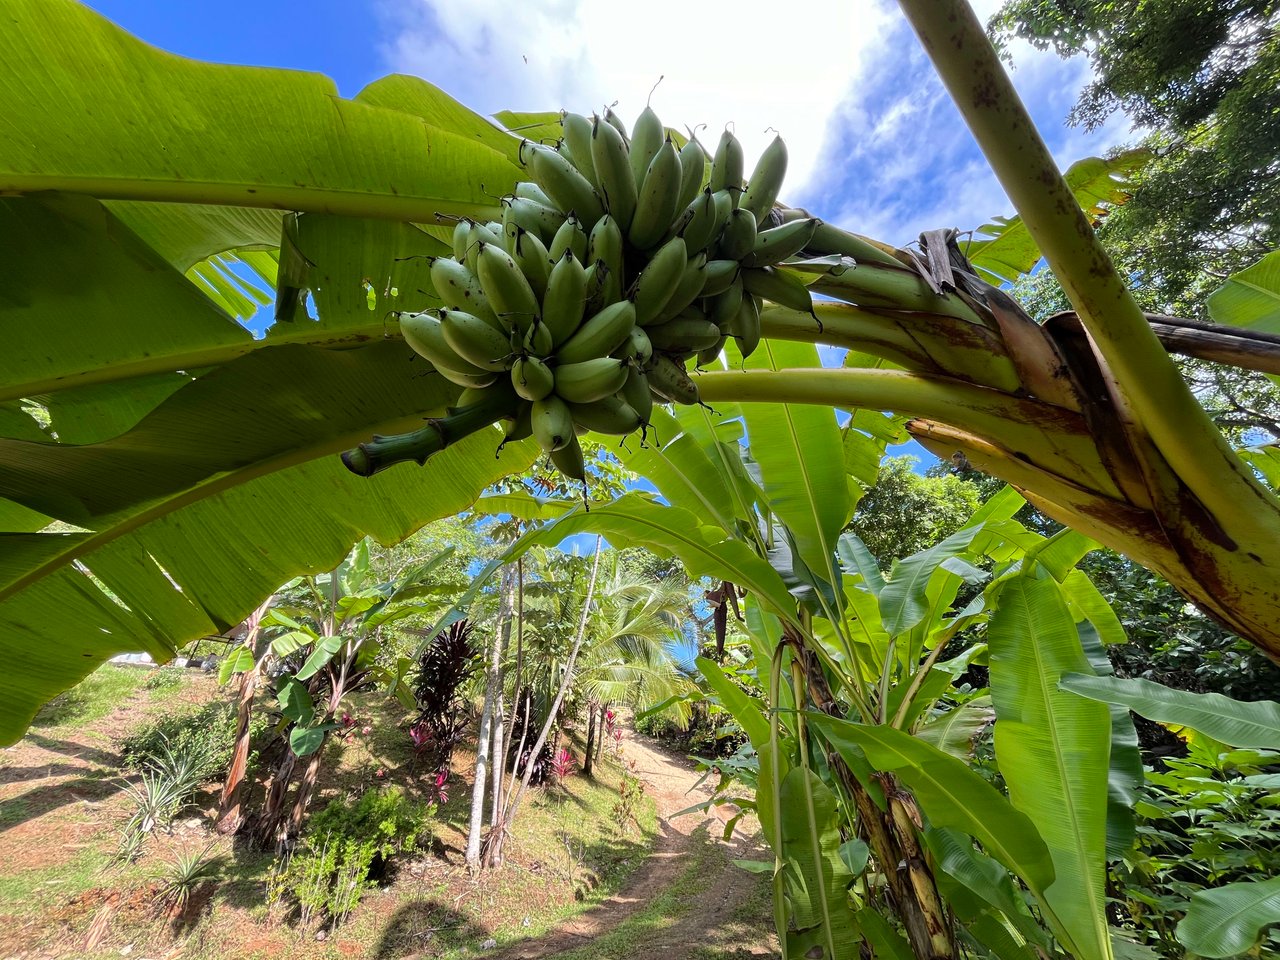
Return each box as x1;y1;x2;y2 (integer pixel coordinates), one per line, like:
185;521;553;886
491;733;775;960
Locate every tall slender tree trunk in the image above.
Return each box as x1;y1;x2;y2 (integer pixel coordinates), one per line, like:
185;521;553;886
486;538;602;866
215;595;274;835
466;564;514;871
582;701;598;777
595;702;609;766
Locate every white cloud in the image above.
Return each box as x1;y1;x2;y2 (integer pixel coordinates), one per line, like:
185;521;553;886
376;0;896;195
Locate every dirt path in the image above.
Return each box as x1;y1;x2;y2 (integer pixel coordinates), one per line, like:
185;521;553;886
490;733;774;960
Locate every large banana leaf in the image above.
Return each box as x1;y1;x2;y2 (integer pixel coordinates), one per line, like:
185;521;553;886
1207;249;1280;334
0;0;515;222
988;576;1113;960
1060;673;1280;749
1176;876;1280;958
0;429;536;743
739;340;850;609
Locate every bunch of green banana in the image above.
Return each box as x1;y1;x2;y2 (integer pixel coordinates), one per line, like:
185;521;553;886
381;105;816;484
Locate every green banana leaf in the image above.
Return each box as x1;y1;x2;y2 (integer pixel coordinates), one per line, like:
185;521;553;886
988;576;1113;960
878;525;981;637
809;716;1055;895
1059;673;1280;749
962;150;1149;284
738;340;850;597
697;656;771;749
927;827;1048;948
1207;249;1280;334
1175;876;1280;958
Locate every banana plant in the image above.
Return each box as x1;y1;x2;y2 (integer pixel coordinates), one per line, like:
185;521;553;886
5;0;1279;742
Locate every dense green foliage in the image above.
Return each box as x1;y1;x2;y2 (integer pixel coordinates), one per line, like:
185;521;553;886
991;0;1280;316
121;700;264;780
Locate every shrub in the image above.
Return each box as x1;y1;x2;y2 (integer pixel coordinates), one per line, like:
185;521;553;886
277;787;431;929
120;738;209;849
156;841;223;913
636;702;746;759
120;700;265;781
412;619;480;772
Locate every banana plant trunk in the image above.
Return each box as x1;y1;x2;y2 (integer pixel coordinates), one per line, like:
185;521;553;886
215;595;273;835
789;631;957;960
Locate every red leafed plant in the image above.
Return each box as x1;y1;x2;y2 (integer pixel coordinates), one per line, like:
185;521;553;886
550;748;576;781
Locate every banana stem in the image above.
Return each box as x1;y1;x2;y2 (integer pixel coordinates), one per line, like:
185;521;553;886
893;0;1279;515
341;394;511;476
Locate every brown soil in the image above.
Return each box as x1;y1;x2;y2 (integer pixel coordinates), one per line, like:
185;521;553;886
490;734;774;960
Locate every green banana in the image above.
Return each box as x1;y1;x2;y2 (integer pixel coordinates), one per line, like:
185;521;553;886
709;129;744;204
629;105;664;190
555;300;636;364
590;115;638;231
429;258;503;331
677;139;706;212
632;236;688;326
587;215;625;302
524;315;554;356
647;317;723;352
560;112;598;188
476;242;541;331
678;188;720;254
515;181;555;207
742;217;820;268
400;311;493;377
532;394;575;452
728;292;762;358
568;394;642;435
500;405;532;447
503;195;565;245
554;357;629;403
451;220;471;262
700;259;740;298
646;353;700;405
715;208;758;260
440;309;514;370
696;335;728;367
628;137;682;250
613;325;653;365
707;275;744;328
740;134;787;226
603;107;629;142
651;252;708;324
513;229;551;301
548;215;588;264
525;142;605;228
511;355;555;400
620;366;654;425
464;222;504;273
542;250;588;345
742;266;814;315
550;433;587;482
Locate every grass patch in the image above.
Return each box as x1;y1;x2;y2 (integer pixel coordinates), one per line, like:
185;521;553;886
32;665;150;729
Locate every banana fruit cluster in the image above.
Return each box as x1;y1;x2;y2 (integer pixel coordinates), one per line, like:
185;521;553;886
399;106;815;481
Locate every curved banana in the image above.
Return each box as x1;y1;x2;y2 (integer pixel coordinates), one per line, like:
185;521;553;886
560;112;598;189
741;266;814;315
696;335;728;368
550;433;587;482
400;311;492;376
513;229;551;301
646;353;700;405
569;394;642;435
554;357;630;403
476;242;541;332
628;138;682;250
715;208;758;261
651;253;708;325
429;258;503;331
700;259;740;298
515;181;555;207
677;139;707;213
503;196;565;245
728;292;762;358
740;134;787;226
647;317;723;352
629;105;664;190
620;366;654;425
542;250;589;346
440;309;515;370
707;275;744;328
532;395;575;452
526;142;605;229
709;129;744;204
548;215;588;264
678;188;720;255
587;215;625;303
742;217;820;268
511;355;556;401
590;115;638;231
555;300;637;364
633;236;688;326
613;326;653;366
